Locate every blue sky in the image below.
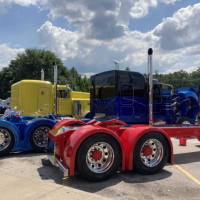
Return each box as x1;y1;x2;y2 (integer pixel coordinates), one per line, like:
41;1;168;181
0;0;200;77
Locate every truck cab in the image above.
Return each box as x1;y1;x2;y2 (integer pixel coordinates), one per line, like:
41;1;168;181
11;80;90;118
90;70;198;124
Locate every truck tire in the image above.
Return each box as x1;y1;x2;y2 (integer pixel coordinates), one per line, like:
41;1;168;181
133;132;169;175
176;117;193;125
0;127;15;157
30;125;51;152
76;133;121;181
82;111;90;119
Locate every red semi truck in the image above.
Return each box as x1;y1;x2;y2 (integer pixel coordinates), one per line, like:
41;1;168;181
48;49;200;181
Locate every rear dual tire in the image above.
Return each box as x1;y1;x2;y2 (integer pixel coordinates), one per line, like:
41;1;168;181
133;132;169;175
0;127;15;157
30;125;51;152
76;133;121;181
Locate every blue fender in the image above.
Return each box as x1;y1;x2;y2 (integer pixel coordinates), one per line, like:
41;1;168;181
21;116;36;120
0;120;20;146
23;118;56;146
177;90;199;122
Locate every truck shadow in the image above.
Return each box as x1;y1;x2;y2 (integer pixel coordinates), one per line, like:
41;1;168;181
37;158;64;184
3;149;199;193
173;151;200;164
0;151;46;160
38;150;200;192
37;158;172;192
62;170;172;193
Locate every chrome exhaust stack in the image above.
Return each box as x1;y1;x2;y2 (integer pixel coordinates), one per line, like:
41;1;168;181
148;48;153;125
53;62;57;117
114;60;119;70
41;68;44;80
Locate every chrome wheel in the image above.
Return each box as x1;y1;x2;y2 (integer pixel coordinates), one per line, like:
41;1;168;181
32;126;50;147
0;128;11;151
182;121;190;125
140;139;163;167
86;142;114;173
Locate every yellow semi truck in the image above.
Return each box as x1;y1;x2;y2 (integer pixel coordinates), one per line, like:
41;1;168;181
11;80;90;118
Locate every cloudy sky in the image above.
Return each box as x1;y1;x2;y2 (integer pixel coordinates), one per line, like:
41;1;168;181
0;0;200;76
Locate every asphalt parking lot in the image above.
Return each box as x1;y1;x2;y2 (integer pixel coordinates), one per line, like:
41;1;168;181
0;137;200;200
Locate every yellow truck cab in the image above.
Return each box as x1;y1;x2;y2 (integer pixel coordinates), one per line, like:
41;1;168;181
11;80;90;118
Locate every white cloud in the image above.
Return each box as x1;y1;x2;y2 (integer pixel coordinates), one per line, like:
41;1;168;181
1;0;180;41
0;44;24;70
37;21;91;60
184;66;198;73
0;0;38;14
1;0;200;76
37;21;158;73
194;60;200;66
38;0;179;41
37;2;200;74
154;3;200;50
80;72;95;78
10;0;38;6
160;0;177;4
130;0;157;18
130;0;181;19
38;0;126;40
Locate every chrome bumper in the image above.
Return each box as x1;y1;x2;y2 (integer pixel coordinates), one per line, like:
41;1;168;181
47;152;69;177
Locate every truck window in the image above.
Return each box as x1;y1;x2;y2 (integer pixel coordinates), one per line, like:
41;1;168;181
161;84;173;96
57;90;70;98
118;71;145;97
94;71;116;99
131;73;145;97
153;84;162;100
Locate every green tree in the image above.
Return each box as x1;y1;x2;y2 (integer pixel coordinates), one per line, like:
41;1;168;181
8;48;69;83
0;48;90;98
0;67;13;99
69;67;89;92
125;66;130;71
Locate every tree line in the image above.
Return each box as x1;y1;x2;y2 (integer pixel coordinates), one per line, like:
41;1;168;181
0;49;90;99
152;69;200;90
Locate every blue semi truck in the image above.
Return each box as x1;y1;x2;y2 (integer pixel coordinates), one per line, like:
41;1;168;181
90;70;199;125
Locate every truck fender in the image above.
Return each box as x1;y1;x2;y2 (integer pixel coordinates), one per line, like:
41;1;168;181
0;120;20;145
24;118;56;142
120;125;173;170
62;125;126;176
52;119;86;130
178;91;199;122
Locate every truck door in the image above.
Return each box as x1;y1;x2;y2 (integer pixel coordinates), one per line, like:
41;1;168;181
118;71;135;123
118;71;146;123
38;87;51;115
119;84;134;118
57;89;72;115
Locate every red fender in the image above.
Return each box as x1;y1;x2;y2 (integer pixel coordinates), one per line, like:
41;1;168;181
62;125;126;176
52;119;86;130
197;136;200;141
120;125;173;170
